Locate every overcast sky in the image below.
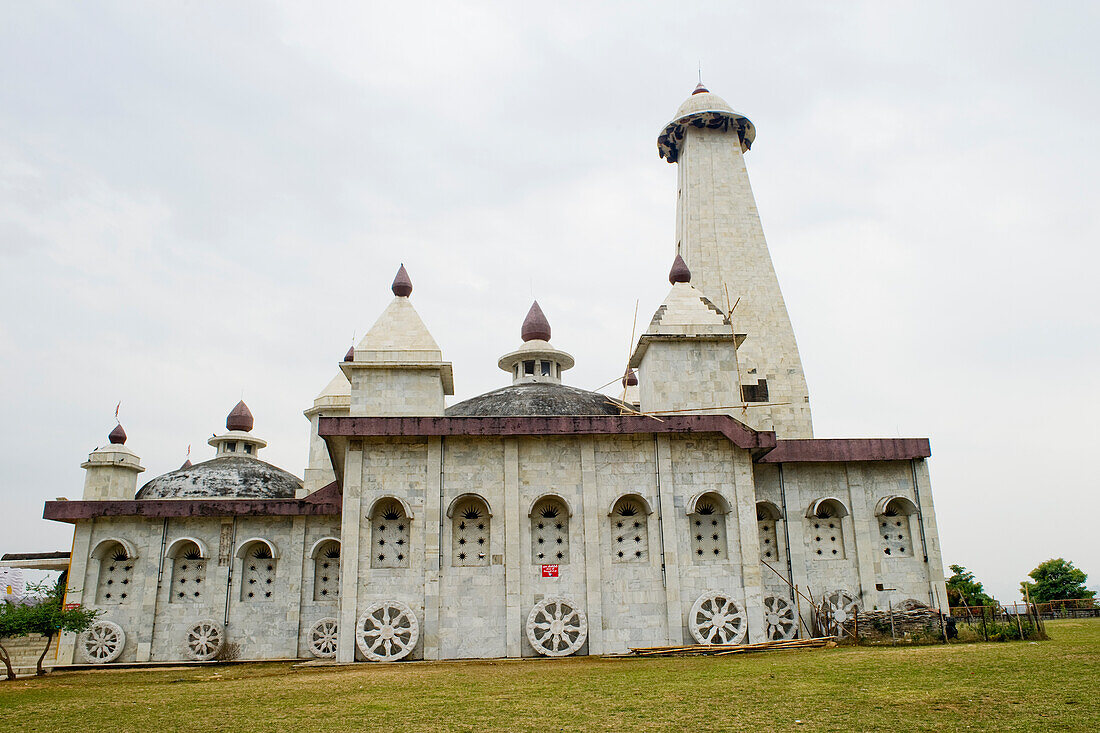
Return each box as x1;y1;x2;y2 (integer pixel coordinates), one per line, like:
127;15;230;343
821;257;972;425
1;2;1097;602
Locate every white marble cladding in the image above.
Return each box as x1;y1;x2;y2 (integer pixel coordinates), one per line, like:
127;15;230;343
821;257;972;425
59;435;945;665
674;125;813;438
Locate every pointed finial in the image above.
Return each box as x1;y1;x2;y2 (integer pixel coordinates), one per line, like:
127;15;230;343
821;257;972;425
622;368;638;387
226;400;254;432
344;345;355;362
669;254;691;284
391;264;413;297
692;82;708;95
180;458;193;469
108;423;127;445
521;301;552;342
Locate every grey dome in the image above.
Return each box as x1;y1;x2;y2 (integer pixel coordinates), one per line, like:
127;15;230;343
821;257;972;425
136;456;302;499
446;383;627;417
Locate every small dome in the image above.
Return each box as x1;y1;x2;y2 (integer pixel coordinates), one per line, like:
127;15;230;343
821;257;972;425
136;456;303;499
226;400;254;432
669;254;691;284
108;424;127;445
391;264;413;297
446;383;627;417
521;301;552;342
622;369;638;387
692;82;709;95
344;345;354;362
179;458;193;469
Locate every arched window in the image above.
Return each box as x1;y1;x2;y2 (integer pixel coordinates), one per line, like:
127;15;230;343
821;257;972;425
370;499;411;569
530;496;570;565
806;498;849;560
312;539;341;600
450;495;491;567
688;492;729;562
876;496;918;557
756;501;783;564
610;495;651;563
238;540;278;601
168;540;207;603
94;540;136;604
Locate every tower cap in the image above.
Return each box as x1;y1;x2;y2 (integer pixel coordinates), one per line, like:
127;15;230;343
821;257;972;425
669;254;692;284
521;301;552;342
622;368;638;387
108;423;127;445
391;264;413;297
226;400;254;432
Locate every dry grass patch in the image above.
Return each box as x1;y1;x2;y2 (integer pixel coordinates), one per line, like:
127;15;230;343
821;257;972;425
1;619;1097;732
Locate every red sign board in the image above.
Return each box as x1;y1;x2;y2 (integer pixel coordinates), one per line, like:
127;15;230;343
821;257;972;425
541;564;559;577
64;603;79;610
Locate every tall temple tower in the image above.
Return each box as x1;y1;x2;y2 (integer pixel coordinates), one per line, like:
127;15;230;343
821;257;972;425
658;83;813;438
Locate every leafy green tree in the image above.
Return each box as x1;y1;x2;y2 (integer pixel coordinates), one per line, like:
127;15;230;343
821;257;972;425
945;564;994;607
0;579;100;680
1021;558;1095;604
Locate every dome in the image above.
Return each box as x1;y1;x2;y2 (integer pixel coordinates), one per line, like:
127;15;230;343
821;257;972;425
135;456;302;499
672;90;738;121
446;382;627;417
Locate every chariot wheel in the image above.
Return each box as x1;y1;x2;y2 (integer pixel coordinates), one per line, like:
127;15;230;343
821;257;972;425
356;600;419;661
763;595;797;640
526;597;587;657
186;619;224;661
689;591;747;645
309;617;339;659
823;590;860;635
79;620;125;663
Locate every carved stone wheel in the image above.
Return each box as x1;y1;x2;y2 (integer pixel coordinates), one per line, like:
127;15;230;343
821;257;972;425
356;600;419;661
80;620;125;663
186;619;225;661
689;591;747;645
764;595;798;640
309;617;339;659
526;596;587;657
823;590;861;634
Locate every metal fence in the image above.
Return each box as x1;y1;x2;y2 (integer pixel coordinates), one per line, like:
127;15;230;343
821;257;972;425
950;598;1098;622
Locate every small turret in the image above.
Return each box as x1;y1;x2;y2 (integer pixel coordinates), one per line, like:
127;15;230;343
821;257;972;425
628;256;741;416
81;423;145;500
208;400;268;457
498;301;575;385
341;264;453;416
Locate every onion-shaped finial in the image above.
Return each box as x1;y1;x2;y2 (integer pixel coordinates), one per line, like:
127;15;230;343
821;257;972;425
669;254;691;284
226;400;254;432
391;264;413;297
521;301;552;342
108;423;127;445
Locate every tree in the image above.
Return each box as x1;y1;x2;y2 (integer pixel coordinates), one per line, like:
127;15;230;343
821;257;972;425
0;578;100;680
1021;558;1095;604
945;564;994;607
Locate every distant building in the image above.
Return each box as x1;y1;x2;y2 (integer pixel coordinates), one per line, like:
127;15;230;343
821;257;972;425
32;84;947;665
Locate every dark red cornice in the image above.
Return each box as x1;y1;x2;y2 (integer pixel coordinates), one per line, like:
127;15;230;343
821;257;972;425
43;482;341;524
755;438;931;463
317;414;775;451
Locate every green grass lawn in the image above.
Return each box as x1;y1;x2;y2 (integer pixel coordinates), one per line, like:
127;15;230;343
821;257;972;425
2;619;1097;732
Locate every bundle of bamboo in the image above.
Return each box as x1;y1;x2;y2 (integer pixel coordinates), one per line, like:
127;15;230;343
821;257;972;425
628;636;836;658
